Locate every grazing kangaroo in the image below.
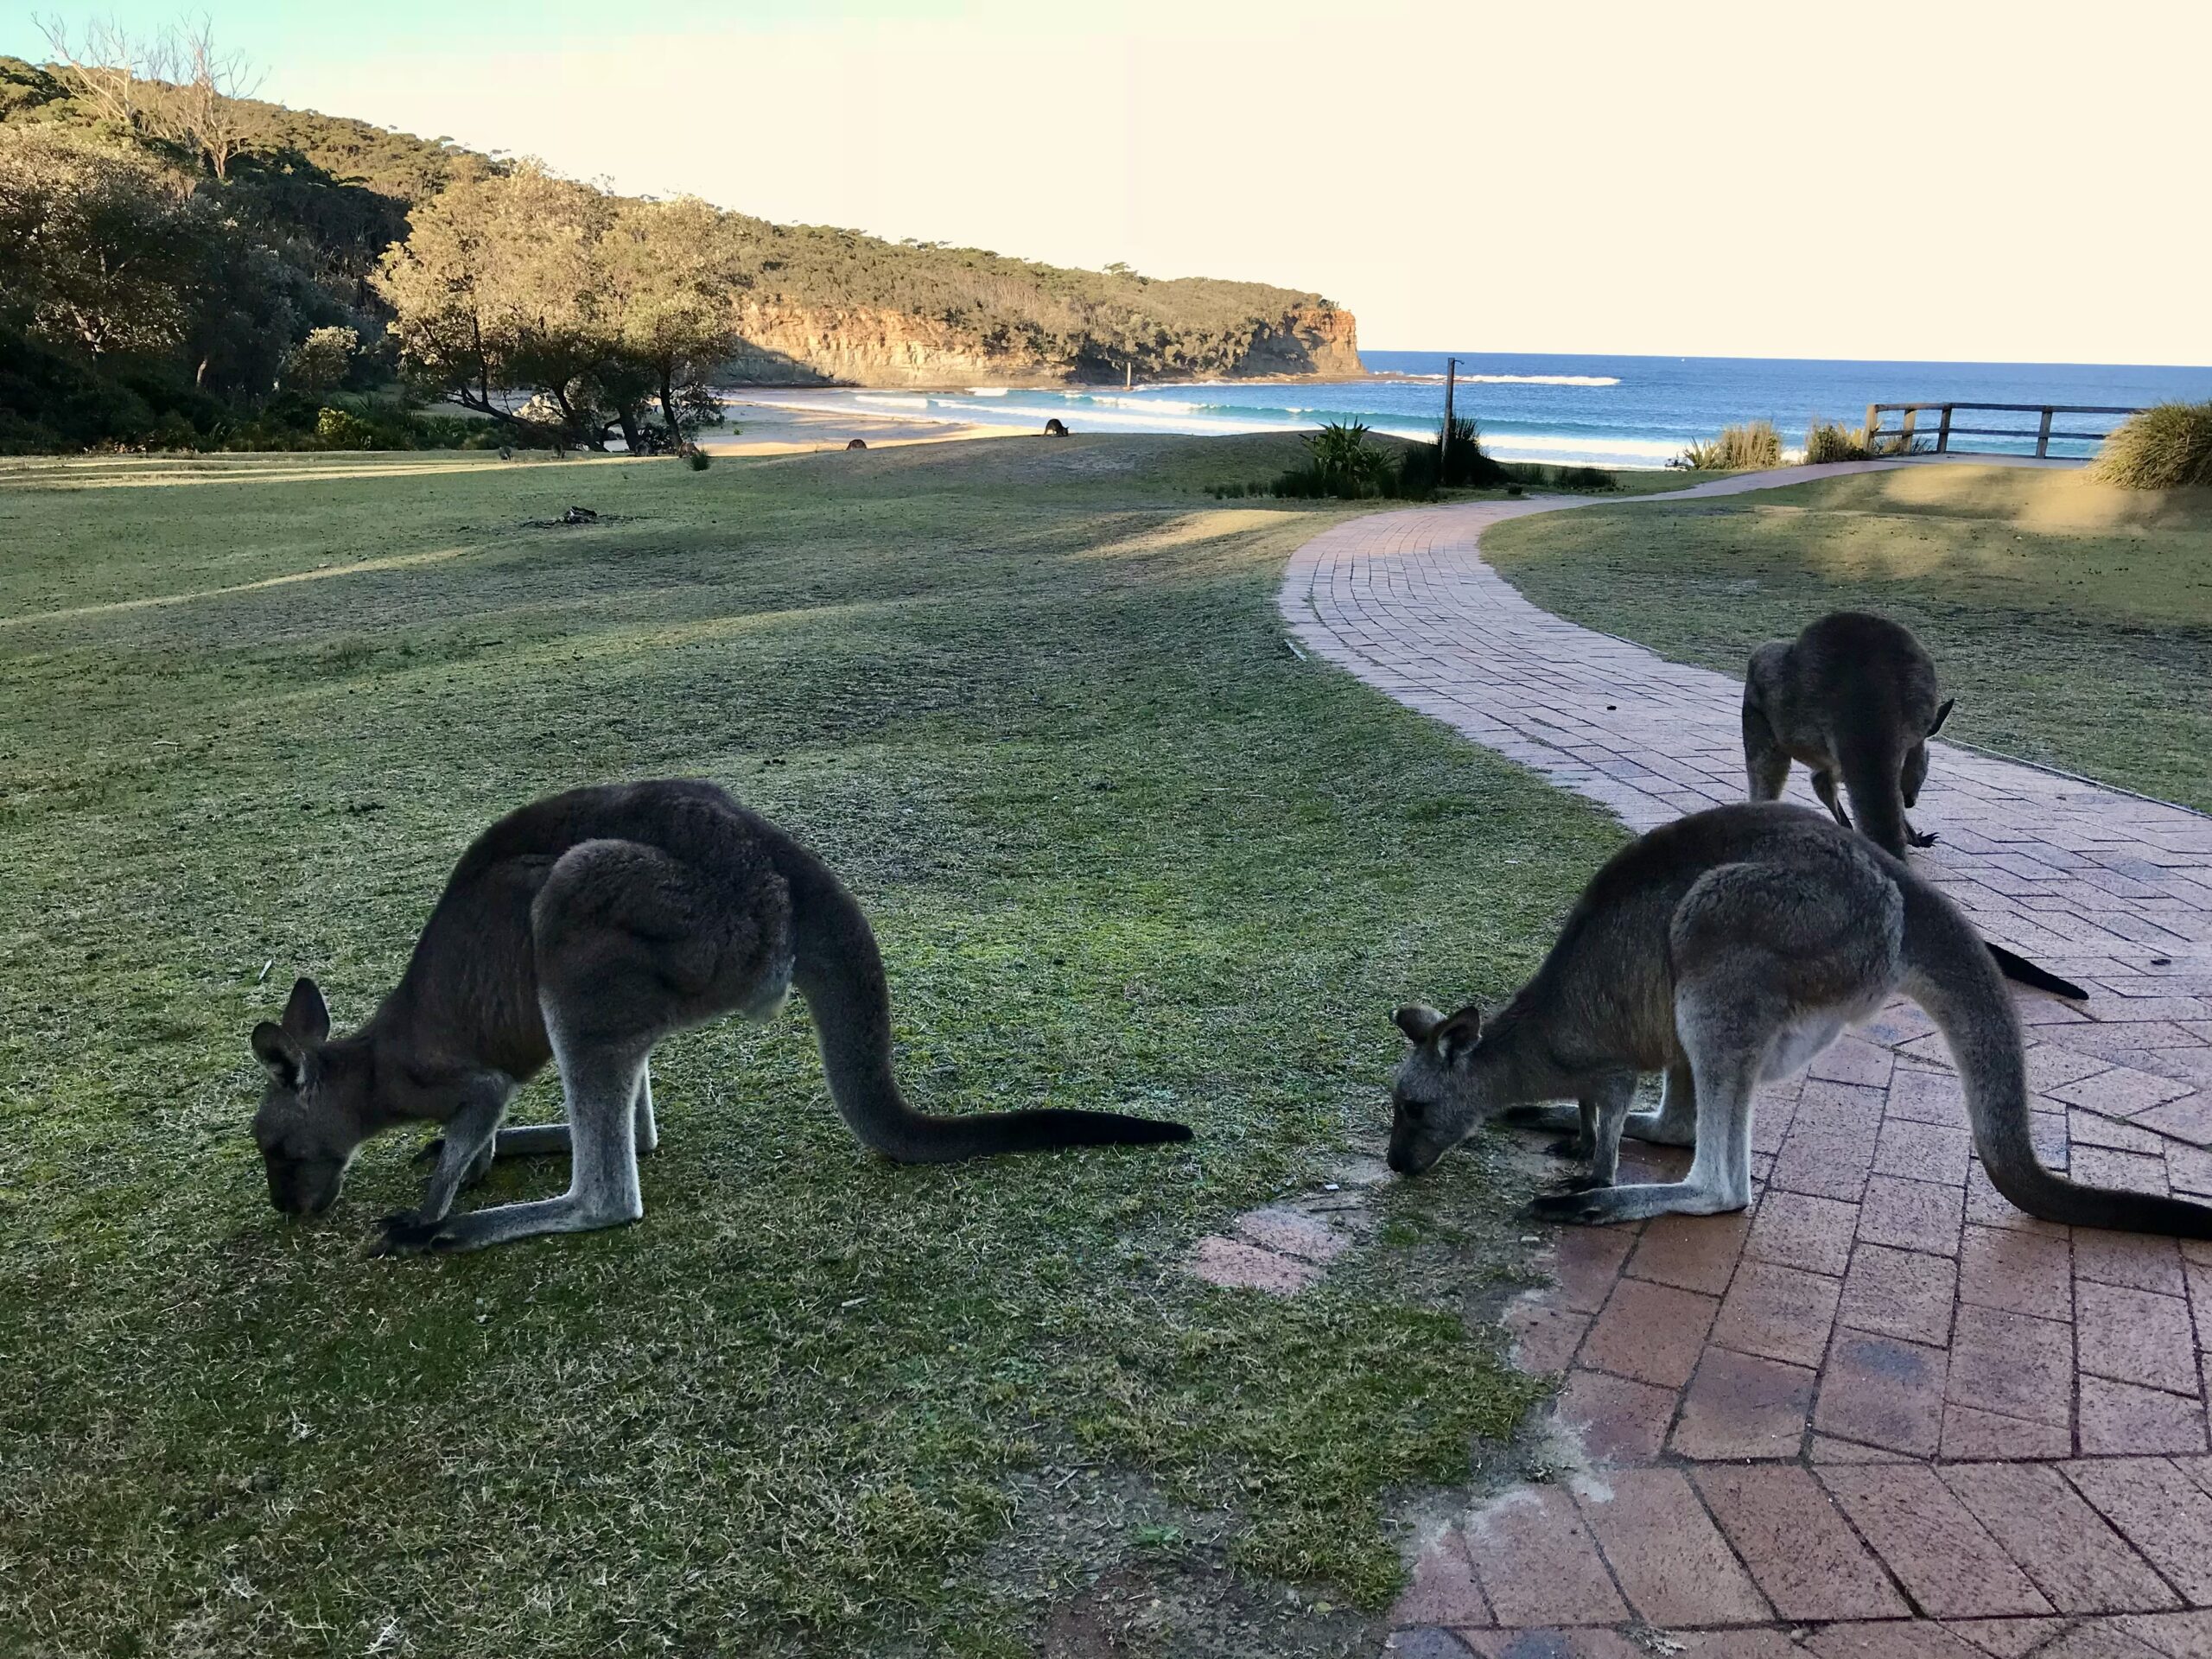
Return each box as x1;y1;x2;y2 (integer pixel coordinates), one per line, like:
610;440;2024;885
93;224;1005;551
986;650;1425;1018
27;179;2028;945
1385;802;2212;1236
1742;611;1953;858
1744;610;2085;1001
249;780;1192;1255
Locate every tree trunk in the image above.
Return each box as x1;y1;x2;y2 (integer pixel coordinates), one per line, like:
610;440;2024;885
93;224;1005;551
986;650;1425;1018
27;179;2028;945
658;365;683;448
614;404;645;454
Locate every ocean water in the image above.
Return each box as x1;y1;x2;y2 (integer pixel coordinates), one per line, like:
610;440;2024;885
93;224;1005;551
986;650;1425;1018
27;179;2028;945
728;353;2212;467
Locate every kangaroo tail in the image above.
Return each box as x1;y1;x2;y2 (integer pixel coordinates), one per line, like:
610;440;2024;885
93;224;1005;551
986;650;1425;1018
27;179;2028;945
1902;879;2212;1236
1985;942;2089;1003
773;838;1192;1163
1838;737;1911;861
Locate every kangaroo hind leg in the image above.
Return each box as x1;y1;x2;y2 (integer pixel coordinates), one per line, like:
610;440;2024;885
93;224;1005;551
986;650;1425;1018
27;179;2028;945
375;837;784;1256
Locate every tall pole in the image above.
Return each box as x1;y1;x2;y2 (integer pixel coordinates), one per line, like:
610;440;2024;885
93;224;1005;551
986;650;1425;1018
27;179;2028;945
1440;355;1459;476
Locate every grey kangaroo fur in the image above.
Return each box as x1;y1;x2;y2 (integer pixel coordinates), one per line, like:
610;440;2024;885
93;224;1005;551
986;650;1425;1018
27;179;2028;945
1744;610;2086;1002
1386;801;2212;1237
249;779;1192;1255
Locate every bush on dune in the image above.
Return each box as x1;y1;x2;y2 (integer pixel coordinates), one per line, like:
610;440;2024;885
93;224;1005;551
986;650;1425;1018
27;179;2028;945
1802;416;1871;464
1274;420;1403;499
1681;419;1782;470
2094;402;2212;490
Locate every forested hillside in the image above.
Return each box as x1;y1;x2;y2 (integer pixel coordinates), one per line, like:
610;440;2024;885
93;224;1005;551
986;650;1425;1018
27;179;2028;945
0;32;1357;454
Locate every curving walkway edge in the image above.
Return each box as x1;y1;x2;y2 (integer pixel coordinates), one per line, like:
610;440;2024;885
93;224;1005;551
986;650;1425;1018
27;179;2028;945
1275;463;2212;1659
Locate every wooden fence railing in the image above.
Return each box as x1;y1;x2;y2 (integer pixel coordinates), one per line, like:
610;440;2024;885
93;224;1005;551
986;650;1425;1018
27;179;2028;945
1864;402;2140;459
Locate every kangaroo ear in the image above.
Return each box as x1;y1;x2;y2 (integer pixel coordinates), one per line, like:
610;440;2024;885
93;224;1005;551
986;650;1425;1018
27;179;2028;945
282;976;330;1045
1929;696;1955;736
251;1020;304;1088
1393;1004;1444;1044
1433;1002;1484;1065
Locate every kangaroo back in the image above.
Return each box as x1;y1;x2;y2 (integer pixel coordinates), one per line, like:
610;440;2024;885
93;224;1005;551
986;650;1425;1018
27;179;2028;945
1901;879;2212;1236
773;837;1192;1162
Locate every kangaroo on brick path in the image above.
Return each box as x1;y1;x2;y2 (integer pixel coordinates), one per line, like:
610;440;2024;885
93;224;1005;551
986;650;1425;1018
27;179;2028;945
1743;610;2085;1002
1742;610;1953;858
248;779;1192;1255
1385;802;2212;1237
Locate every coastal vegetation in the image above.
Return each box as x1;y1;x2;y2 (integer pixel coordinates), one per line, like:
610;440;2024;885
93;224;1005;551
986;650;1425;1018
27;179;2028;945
1483;464;2212;810
0;32;1351;454
0;433;1611;1655
1257;418;1627;502
1680;418;1783;470
2094;400;2212;489
1802;416;1872;464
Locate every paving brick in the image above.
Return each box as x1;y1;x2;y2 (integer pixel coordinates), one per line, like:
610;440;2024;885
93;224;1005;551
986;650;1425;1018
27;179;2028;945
1819;1465;2053;1618
2025;1624;2178;1659
1805;1625;1994;1659
1876;1119;1978;1186
1548;1224;1637;1314
2063;1458;2212;1603
1939;1621;2071;1659
1940;1462;2179;1613
1810;1433;1916;1464
1694;1465;1906;1621
1503;1299;1589;1376
2079;1378;2209;1456
1940;1403;2074;1460
2050;1067;2196;1117
1553;1368;1680;1464
1948;1305;2075;1427
1462;1486;1629;1628
1840;1243;1960;1345
2078;1282;2202;1396
1449;1633;1645;1659
1388;1528;1491;1629
1750;1189;1861;1275
1626;1211;1751;1296
1967;1162;2072;1234
1575;1467;1770;1626
1861;1175;1967;1255
1713;1259;1843;1368
2071;1147;2174;1195
2115;1611;2212;1658
1580;1277;1719;1389
1890;1066;1971;1128
1958;1225;2075;1320
1816;1332;1949;1457
1670;1347;1814;1460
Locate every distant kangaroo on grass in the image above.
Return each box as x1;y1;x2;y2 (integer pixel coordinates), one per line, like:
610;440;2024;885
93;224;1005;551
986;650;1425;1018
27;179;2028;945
1742;610;2084;1001
1385;802;2212;1236
248;780;1192;1255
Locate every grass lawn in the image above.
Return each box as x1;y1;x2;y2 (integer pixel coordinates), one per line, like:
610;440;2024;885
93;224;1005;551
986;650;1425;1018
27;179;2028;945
0;435;1625;1657
1483;464;2212;813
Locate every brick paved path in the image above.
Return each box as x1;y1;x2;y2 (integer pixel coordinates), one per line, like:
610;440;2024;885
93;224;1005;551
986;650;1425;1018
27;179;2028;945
1278;466;2212;1658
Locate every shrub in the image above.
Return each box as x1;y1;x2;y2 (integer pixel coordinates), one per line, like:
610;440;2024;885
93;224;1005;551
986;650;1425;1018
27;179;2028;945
315;407;381;449
685;448;711;471
1502;461;1619;493
1400;415;1510;493
2093;402;2212;489
1802;416;1870;465
1681;419;1782;470
1273;420;1402;499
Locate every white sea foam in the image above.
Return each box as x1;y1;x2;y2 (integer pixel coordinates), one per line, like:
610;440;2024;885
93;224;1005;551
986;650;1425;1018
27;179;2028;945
1401;372;1621;387
965;386;1008;396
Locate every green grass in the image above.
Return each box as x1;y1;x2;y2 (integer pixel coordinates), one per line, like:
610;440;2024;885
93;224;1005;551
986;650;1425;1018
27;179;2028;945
1483;464;2212;812
0;434;1621;1656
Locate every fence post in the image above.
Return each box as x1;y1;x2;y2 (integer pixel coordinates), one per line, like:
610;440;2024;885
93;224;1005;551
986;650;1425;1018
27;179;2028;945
1900;408;1918;452
1866;404;1881;451
2036;408;2054;459
1936;404;1953;454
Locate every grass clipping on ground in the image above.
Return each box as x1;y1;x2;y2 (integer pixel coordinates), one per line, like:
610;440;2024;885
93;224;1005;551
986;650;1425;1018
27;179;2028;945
0;435;1616;1657
1483;464;2212;814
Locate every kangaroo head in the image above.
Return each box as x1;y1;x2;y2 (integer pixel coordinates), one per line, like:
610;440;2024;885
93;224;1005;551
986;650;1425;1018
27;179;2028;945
1386;1001;1495;1175
249;977;368;1217
1902;698;1954;809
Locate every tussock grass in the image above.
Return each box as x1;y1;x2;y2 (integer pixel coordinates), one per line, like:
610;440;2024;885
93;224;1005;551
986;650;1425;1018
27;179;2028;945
1682;419;1782;471
2094;401;2212;490
1802;416;1871;465
0;434;1603;1656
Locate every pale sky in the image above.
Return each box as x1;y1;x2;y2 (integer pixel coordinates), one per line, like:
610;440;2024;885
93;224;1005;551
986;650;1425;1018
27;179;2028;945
10;0;2208;363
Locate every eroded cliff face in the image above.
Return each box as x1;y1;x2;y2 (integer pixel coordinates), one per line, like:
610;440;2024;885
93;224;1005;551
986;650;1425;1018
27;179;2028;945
719;301;1362;386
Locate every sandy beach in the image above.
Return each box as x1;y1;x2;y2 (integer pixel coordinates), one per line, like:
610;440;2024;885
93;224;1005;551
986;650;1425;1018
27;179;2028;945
701;391;1030;454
